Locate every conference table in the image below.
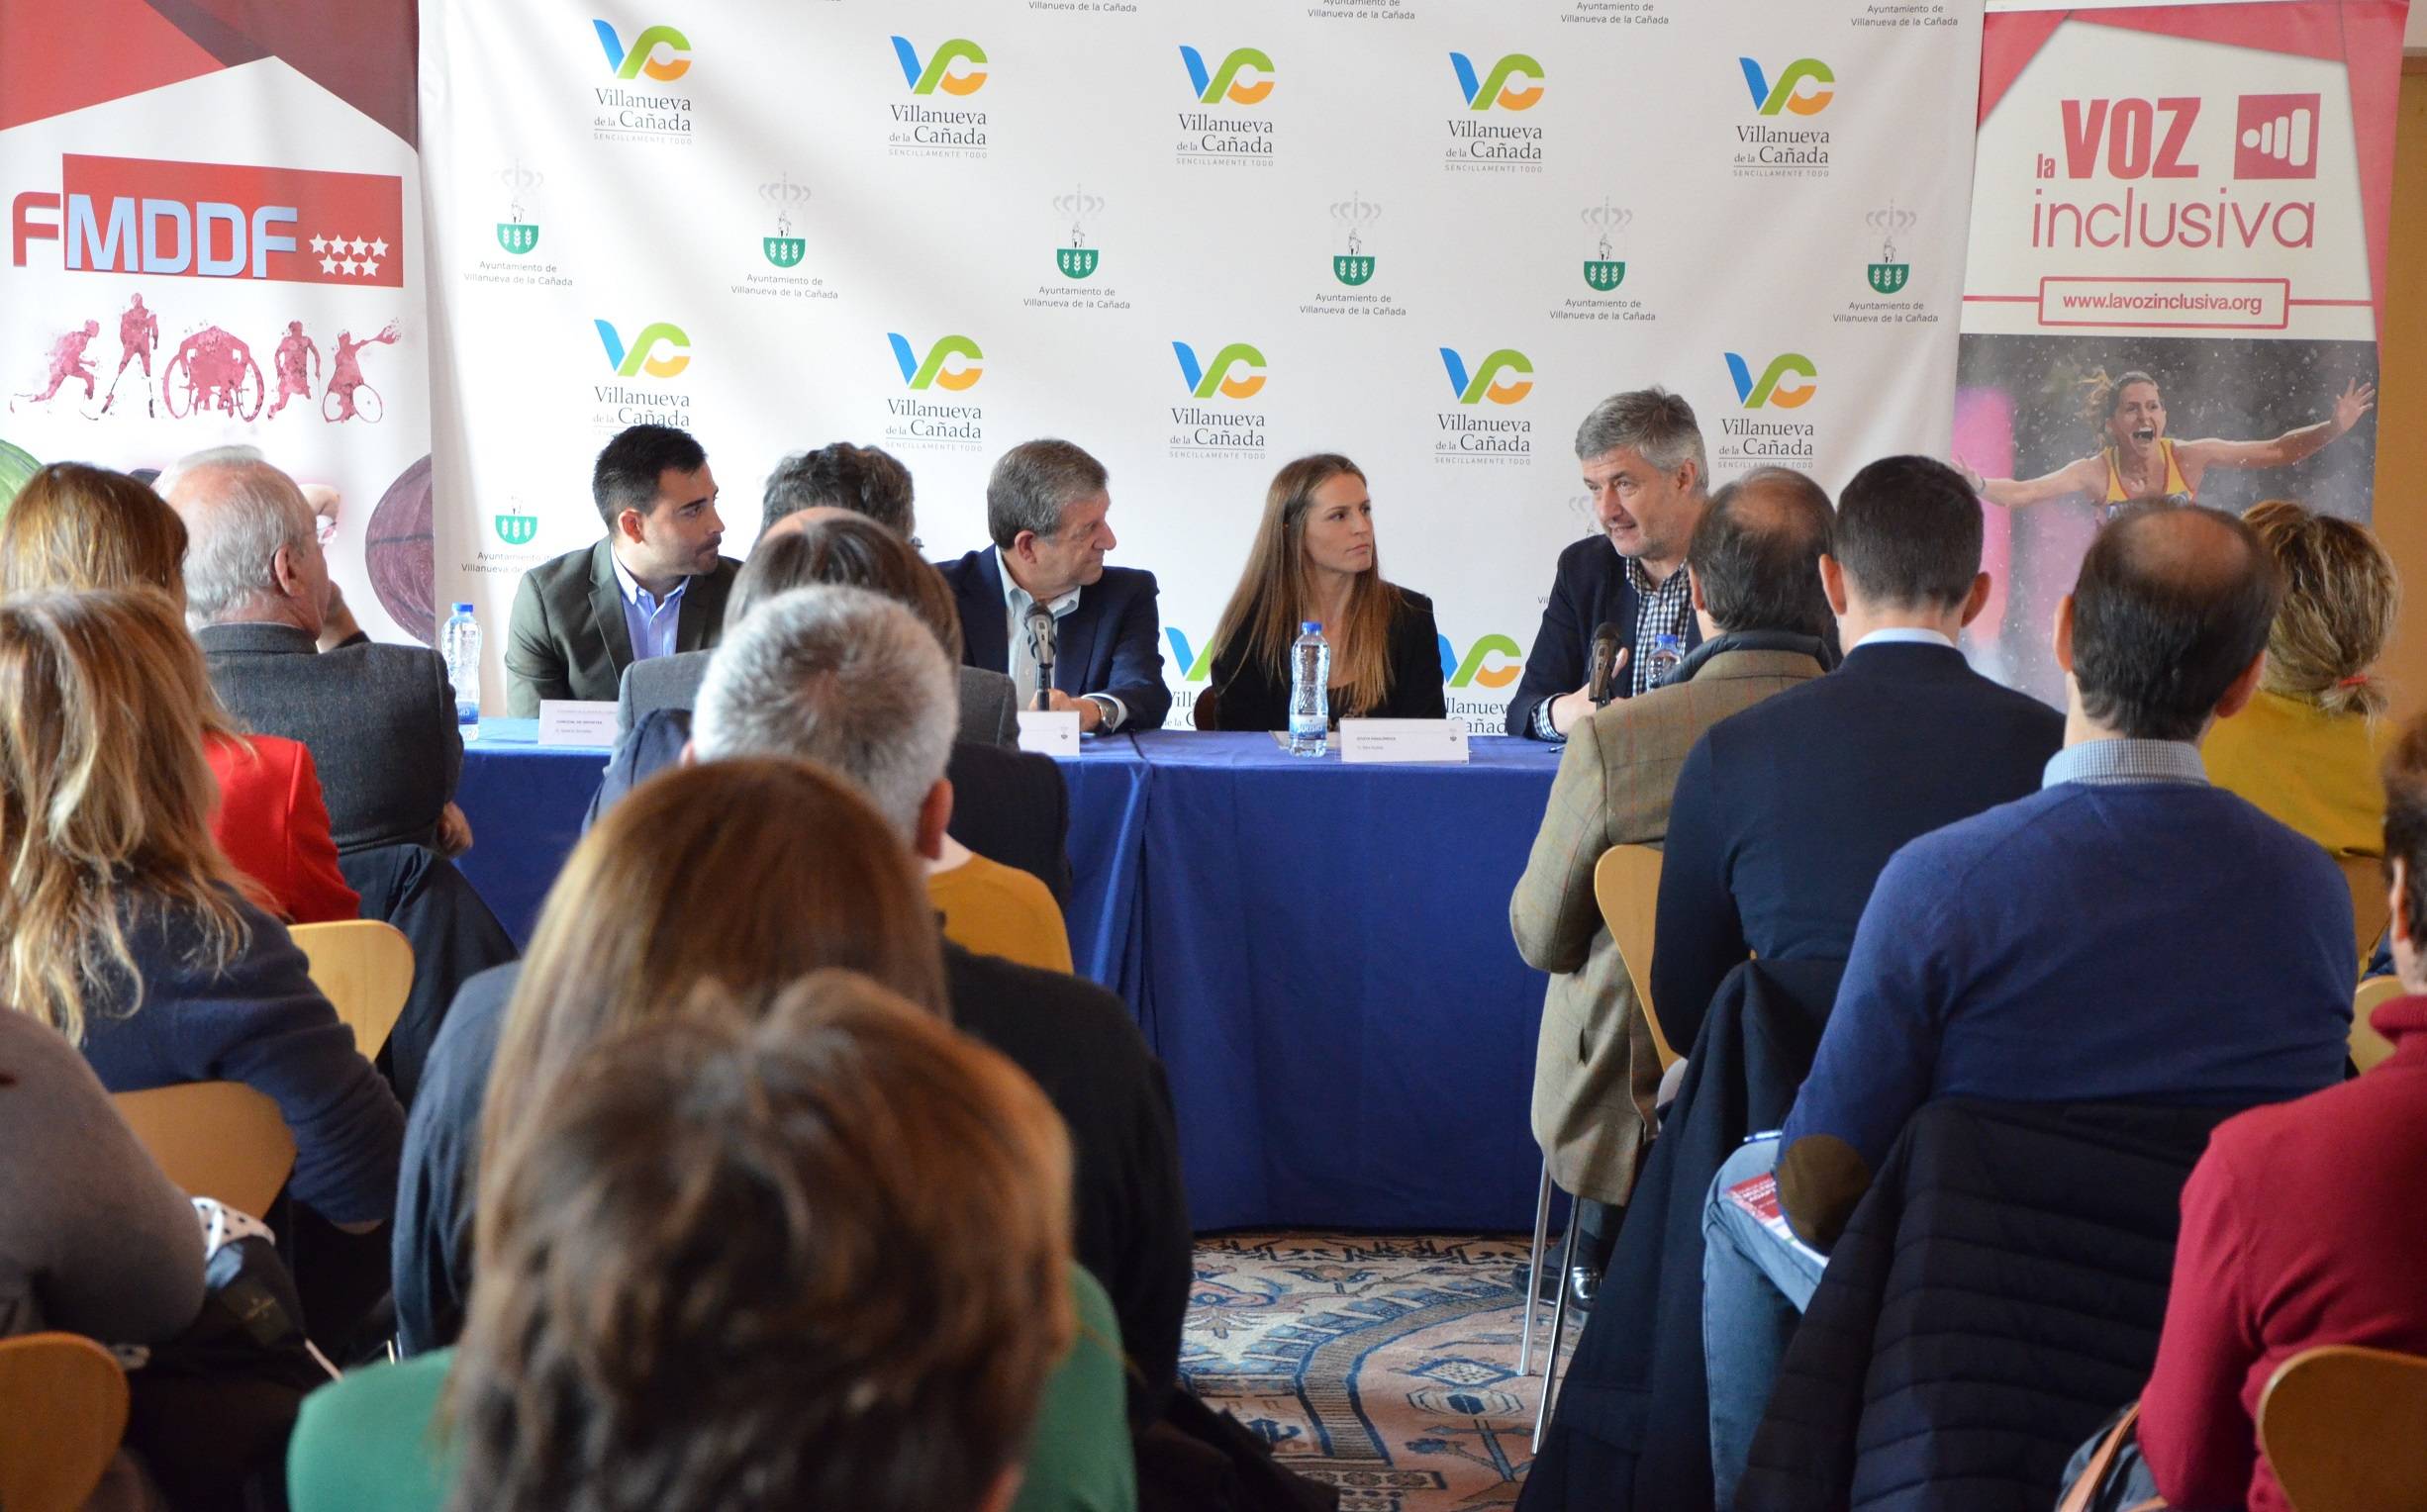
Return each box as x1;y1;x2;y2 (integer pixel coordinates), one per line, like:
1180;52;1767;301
456;719;1565;1232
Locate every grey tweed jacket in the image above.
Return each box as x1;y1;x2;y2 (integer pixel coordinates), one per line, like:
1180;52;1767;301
198;621;462;854
616;650;1024;748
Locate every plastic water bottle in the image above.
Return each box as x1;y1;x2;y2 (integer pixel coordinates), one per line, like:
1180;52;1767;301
1646;631;1685;688
440;603;481;741
1288;620;1330;757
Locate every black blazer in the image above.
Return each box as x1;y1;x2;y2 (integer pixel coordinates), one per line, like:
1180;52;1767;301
934;547;1172;731
1506;535;1705;737
1650;640;2063;1050
586;709;1074;903
1206;587;1448;730
504;538;741;716
199;621;461;854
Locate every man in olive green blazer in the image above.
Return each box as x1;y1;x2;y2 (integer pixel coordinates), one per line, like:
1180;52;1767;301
505;425;742;716
1509;468;1837;1299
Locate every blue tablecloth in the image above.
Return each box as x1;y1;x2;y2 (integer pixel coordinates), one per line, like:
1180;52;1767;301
455;720;1562;1232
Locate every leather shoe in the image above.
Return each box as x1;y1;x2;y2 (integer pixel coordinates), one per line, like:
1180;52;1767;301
1565;1263;1601;1313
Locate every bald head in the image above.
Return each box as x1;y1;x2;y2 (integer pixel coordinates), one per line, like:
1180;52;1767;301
156;446;326;630
1685;467;1835;639
2068;504;2281;741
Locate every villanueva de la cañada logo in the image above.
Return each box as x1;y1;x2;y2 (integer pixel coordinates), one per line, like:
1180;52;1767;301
738;174;832;305
1056;184;1103;280
1176;45;1276;166
1719;350;1820;472
591;19;694;143
1434;344;1534;465
1169;339;1268;459
1331;192;1378;286
761;173;808;268
1735;55;1833;178
495;162;540;255
1444;51;1544;173
1582;199;1628;291
591;318;691;432
1551;199;1652;327
884;331;985;452
1867;202;1912;293
889;37;989;158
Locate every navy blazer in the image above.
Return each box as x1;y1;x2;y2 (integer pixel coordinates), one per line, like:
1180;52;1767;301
1650;640;2064;1050
934;547;1172;731
1505;535;1704;737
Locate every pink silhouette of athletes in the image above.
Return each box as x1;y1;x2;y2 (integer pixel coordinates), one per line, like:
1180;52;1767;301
324;321;399;424
14;320;100;410
102;295;160;417
164;325;263;421
267;321;321;419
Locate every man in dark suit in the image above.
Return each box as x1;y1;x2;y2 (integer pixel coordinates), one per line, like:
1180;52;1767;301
1507;388;1711;739
935;437;1171;732
1651;455;2066;1053
504;424;740;715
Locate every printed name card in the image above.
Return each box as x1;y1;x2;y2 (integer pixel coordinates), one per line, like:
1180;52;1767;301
536;700;620;748
1017;709;1083;756
1339;718;1470;765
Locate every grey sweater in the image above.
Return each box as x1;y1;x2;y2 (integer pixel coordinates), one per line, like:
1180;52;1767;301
0;1009;203;1344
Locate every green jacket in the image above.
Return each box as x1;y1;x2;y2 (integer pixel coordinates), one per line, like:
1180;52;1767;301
503;538;739;716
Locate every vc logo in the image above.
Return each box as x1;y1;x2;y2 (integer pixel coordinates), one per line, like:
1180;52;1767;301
1724;351;1818;410
889;332;983;391
892;36;988;95
1180;46;1274;106
1438;346;1533;406
1436;632;1523;689
1449;51;1544;112
1172;341;1266;401
593;320;690;378
1739;56;1833;116
592;21;692;82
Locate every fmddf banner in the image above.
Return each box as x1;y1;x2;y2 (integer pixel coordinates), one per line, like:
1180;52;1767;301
1957;0;2407;700
0;0;437;643
421;0;1986;722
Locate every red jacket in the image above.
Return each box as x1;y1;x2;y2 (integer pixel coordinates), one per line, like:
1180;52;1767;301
205;734;359;925
2140;993;2427;1512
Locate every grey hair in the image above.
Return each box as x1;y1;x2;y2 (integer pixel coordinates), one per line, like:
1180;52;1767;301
155;446;318;625
1574;387;1708;491
692;585;957;840
985;439;1107;551
762;443;917;540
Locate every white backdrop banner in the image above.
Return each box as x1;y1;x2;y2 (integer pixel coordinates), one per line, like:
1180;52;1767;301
420;0;1985;721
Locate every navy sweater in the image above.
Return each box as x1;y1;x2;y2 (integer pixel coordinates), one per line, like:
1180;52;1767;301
1784;779;2353;1186
80;892;404;1226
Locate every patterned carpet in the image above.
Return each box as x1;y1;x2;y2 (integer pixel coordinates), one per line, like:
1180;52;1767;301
1180;1233;1582;1512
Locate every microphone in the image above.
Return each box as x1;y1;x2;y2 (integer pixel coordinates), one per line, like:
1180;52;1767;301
1586;621;1622;708
1025;603;1057;711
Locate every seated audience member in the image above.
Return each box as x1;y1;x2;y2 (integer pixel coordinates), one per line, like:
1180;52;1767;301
301;972;1128;1512
1507;388;1710;739
937;438;1171;730
1511;467;1836;1306
600;514;1072;903
1;461;357;924
617;500;1022;747
1652;455;2064;1049
1700;505;2355;1506
762;438;919;538
2202;498;2399;857
0;591;402;1236
505;423;740;715
1204;453;1446;729
2122;713;2427;1512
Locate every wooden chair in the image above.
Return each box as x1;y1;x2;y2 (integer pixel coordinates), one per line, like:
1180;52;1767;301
1595;843;1679;1072
289;918;416;1060
2259;1344;2427;1512
2338;854;2391;972
0;1332;130;1512
112;1082;295;1216
2351;975;2405;1074
1191;687;1221;731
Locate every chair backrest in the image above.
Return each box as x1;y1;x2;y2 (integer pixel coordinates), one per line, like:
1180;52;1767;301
0;1332;130;1512
112;1082;295;1216
2339;854;2390;971
2351;975;2404;1073
1593;844;1678;1070
2260;1345;2427;1512
1191;687;1220;731
289;918;416;1059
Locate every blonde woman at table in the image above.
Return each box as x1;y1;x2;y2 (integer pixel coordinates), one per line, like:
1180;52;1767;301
1202;454;1447;731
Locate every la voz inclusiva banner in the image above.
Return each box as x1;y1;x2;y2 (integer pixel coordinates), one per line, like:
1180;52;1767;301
0;1;437;644
420;0;1985;720
1958;0;2407;703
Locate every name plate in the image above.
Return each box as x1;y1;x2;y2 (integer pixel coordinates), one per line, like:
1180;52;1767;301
1339;717;1470;764
536;700;620;748
1017;709;1083;756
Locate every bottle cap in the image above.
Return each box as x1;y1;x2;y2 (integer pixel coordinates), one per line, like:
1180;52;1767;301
452;603;475;614
1302;620;1322;632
